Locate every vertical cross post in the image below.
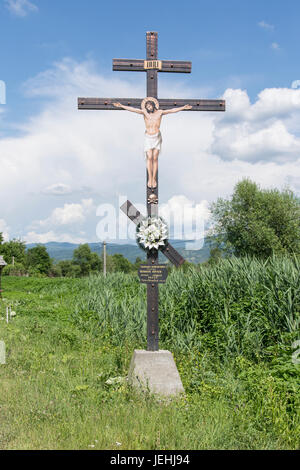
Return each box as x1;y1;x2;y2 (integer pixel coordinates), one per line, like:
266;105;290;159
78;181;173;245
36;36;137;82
146;32;158;98
146;32;159;351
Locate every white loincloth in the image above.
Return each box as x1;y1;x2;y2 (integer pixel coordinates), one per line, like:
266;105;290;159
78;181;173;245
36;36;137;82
144;131;162;158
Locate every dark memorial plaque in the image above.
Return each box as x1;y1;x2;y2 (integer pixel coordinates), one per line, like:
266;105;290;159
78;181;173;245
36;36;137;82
138;264;168;284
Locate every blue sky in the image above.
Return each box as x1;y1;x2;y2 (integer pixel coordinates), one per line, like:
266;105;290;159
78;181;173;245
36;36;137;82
1;0;299;103
1;0;300;244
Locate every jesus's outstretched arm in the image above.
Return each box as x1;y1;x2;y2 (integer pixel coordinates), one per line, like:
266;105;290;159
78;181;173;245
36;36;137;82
161;104;192;115
113;102;144;114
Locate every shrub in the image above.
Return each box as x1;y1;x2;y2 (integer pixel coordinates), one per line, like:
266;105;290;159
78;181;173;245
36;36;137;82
3;262;27;276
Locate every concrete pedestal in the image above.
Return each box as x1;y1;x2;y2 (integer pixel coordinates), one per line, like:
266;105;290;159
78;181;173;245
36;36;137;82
128;350;184;396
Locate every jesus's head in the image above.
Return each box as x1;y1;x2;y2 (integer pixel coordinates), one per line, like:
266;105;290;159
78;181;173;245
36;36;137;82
145;100;156;113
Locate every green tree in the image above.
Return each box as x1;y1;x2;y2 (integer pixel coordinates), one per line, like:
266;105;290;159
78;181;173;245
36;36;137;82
0;238;26;265
210;179;300;258
72;244;102;277
58;260;74;277
49;264;62;278
207;247;222;266
111;253;132;273
132;257;143;271
57;260;81;278
26;245;52;274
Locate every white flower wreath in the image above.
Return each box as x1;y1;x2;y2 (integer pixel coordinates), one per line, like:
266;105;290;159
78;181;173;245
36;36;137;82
136;216;168;251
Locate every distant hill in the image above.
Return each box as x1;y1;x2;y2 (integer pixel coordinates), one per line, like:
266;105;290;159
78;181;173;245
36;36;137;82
26;239;213;264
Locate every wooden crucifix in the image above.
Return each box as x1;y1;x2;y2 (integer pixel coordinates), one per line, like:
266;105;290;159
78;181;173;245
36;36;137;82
78;31;225;351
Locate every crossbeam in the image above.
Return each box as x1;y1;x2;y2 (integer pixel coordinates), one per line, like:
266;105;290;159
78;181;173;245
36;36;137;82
113;59;192;73
78;31;225;110
78;97;225;112
120;200;185;268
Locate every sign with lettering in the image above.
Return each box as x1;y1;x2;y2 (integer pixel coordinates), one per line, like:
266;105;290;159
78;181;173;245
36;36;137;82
144;60;162;70
138;264;168;284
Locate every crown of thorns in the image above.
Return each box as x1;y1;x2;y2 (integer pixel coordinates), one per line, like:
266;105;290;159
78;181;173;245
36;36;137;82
141;97;159;111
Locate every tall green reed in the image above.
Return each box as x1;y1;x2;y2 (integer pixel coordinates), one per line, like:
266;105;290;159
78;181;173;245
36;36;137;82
73;256;300;360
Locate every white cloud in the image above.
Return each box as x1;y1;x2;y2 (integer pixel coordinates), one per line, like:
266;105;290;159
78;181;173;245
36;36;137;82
258;21;274;31
35;199;94;228
0;219;9;241
160;195;210;240
43;183;72;195
219;87;300;123
25;231;87;244
212;87;300;162
271;42;281;51
1;59;300;243
213;120;300;163
5;0;38;17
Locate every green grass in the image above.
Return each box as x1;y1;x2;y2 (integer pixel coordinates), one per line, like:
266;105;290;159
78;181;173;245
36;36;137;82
0;261;299;450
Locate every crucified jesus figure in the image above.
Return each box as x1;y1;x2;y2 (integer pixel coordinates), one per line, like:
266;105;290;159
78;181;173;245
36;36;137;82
113;97;192;188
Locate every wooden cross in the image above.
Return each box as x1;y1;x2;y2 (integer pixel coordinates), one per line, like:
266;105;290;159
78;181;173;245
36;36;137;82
78;31;225;351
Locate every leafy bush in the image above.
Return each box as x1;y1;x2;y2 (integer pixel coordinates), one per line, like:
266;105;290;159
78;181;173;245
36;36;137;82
3;262;27;276
27;266;47;278
211;179;300;257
